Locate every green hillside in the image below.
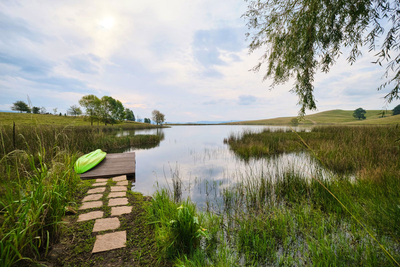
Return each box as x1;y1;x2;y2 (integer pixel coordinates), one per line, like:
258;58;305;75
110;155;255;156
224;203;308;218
229;109;400;125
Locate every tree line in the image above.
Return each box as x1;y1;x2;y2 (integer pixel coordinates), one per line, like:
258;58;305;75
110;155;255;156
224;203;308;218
11;95;166;126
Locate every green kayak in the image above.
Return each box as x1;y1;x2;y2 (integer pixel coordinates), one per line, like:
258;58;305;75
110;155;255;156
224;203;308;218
74;149;107;174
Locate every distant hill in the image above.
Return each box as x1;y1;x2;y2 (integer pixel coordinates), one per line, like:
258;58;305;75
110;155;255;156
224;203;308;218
227;109;400;125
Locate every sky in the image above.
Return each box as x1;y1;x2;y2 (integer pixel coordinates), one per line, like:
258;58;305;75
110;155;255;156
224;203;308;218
0;0;398;122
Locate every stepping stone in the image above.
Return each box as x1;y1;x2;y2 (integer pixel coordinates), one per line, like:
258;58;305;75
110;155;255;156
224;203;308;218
96;178;108;182
108;197;129;207
92;217;120;232
82;194;103;202
92;182;107;187
110;186;127;192
77;211;104;222
112;175;126;182
87;187;106;194
116;180;128;186
79;201;103;210
92;231;126;253
111;206;132;216
107;192;126;198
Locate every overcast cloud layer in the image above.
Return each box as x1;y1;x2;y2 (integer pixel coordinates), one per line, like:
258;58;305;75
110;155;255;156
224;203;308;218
0;0;397;122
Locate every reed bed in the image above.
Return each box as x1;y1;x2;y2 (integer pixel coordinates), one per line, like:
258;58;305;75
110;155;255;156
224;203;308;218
0;124;162;158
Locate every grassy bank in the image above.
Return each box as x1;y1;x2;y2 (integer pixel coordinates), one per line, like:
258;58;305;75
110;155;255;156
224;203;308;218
146;126;400;266
0;122;163;266
0;112;163;128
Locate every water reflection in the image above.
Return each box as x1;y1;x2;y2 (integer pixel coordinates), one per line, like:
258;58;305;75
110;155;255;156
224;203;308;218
116;125;323;209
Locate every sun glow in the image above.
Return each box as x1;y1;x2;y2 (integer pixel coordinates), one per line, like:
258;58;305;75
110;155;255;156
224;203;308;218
100;17;114;29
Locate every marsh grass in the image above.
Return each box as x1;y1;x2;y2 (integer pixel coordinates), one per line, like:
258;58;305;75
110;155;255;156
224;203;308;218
227;126;400;178
147;126;400;266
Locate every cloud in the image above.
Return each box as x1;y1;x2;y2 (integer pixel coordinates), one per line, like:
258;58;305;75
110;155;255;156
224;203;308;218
0;11;47;44
192;27;246;78
238;94;257;105
0;52;53;76
67;54;101;74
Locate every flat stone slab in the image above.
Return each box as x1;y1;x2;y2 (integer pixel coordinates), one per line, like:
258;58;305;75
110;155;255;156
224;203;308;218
92;182;107;187
109;197;129;207
92;231;126;253
82;194;103;202
77;211;104;222
79;201;103;210
96;178;109;182
110;186;127;192
111;206;132;216
93;217;120;232
116;180;129;186
107;192;126;198
87;187;106;194
112;175;127;182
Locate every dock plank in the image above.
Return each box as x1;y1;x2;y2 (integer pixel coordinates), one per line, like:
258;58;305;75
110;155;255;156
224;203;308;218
79;152;135;181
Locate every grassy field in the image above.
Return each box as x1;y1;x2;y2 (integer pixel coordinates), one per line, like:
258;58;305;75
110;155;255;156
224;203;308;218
228;109;399;125
0;112;161;128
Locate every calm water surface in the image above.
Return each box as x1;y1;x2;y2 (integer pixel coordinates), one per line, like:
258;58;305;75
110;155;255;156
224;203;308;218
119;125;319;209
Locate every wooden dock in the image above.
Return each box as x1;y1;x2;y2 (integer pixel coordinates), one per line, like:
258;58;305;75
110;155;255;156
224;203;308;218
79;152;136;181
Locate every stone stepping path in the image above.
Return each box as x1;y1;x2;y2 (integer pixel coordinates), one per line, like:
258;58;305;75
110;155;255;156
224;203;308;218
92;182;107;187
93;218;120;232
79;201;103;210
87;187;106;194
92;231;126;253
82;194;103;202
76;175;132;253
109;197;129;206
77;211;104;222
107;192;126;198
110;186;127;192
111;206;132;216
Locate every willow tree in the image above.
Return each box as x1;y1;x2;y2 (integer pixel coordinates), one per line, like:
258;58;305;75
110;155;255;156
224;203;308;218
243;0;400;115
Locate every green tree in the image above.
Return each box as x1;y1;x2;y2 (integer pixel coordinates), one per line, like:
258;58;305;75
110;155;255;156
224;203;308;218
144;118;151;123
152;110;165;125
290;118;299;126
79;94;101;126
393;104;400;116
32;106;40;114
353;108;367;120
98;96;125;125
125;108;135;121
110;99;125;124
243;0;400;116
68;105;82;117
11;101;31;113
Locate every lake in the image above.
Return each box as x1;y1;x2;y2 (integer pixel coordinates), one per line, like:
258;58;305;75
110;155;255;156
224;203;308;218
117;125;321;210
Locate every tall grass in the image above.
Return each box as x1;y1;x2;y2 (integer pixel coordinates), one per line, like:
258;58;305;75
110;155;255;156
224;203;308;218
0;143;81;266
146;189;207;261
